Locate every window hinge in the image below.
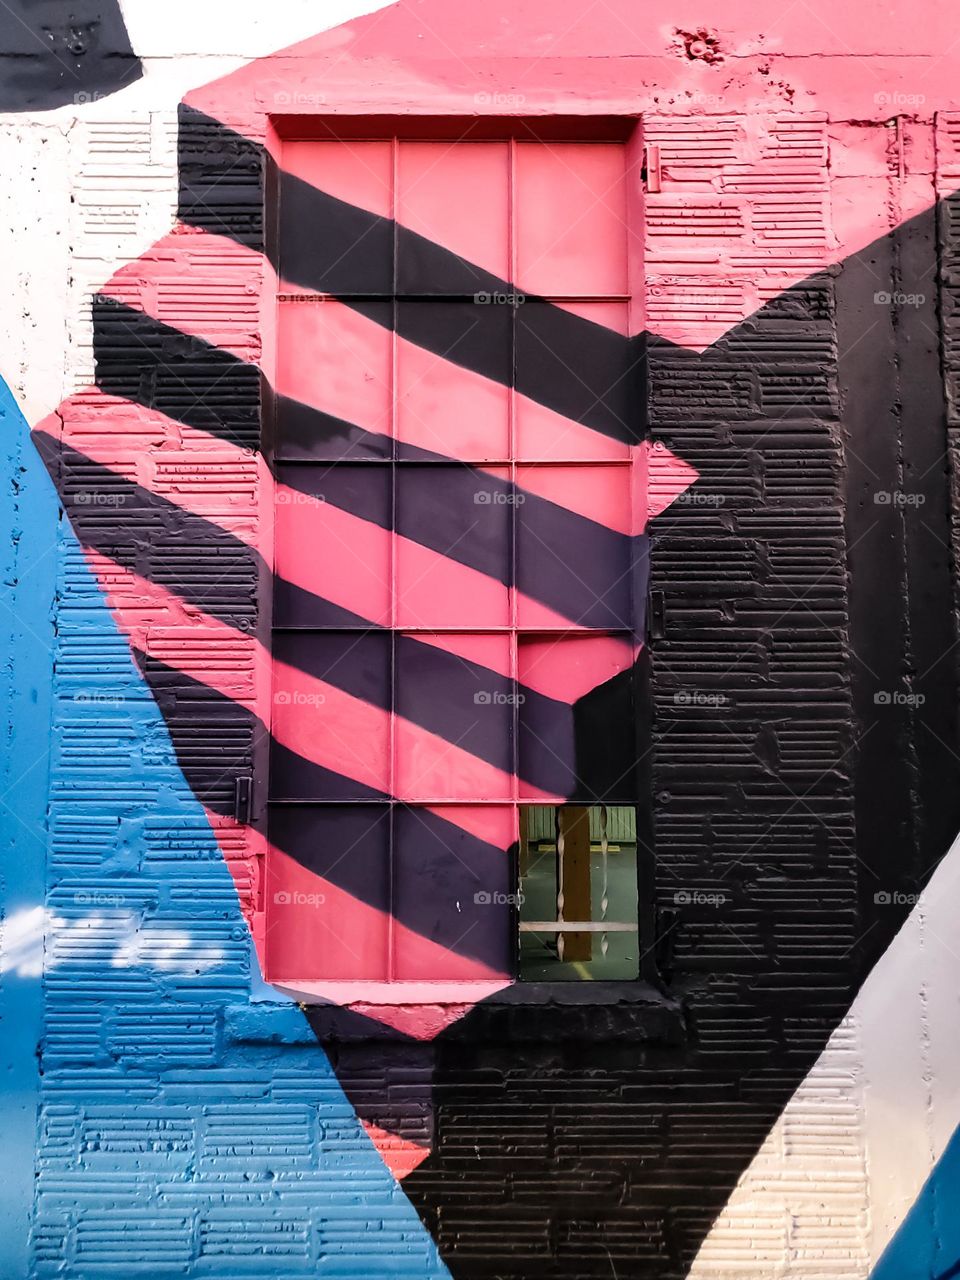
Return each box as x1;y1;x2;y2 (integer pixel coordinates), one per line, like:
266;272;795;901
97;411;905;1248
654;906;679;984
645;143;661;193
234;776;253;825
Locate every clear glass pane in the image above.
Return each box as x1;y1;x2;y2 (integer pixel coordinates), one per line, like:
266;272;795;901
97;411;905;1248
518;804;638;980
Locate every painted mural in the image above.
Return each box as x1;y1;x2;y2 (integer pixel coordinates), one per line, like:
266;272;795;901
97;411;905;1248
3;2;960;1278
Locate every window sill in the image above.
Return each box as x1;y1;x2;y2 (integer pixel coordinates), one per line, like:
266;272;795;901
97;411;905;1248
288;978;685;1044
441;978;685;1043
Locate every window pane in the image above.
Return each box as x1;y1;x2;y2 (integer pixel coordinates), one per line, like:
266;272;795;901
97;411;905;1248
514;302;636;462
392;805;516;979
396;300;511;461
515;462;634;630
515;143;628;297
273;464;392;627
271;631;391;798
517;634;638;802
279;140;393;294
276;300;393;460
394;632;513;803
397;141;510;290
518;805;638;981
395;465;511;628
394;631;513;803
265;804;391;980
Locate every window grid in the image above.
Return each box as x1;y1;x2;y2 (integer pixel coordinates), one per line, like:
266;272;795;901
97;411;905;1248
267;131;640;983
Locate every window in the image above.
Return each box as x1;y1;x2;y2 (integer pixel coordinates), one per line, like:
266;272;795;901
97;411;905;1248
264;121;648;989
519;805;640;981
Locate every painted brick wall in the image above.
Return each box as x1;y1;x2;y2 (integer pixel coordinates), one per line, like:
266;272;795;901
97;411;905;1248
4;5;960;1280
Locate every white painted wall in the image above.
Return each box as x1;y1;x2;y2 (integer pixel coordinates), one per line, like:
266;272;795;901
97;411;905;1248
0;0;394;422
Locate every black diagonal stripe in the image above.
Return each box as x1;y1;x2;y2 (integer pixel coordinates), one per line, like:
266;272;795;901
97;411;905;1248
275;393;393;461
92;298;402;467
92;301;393;461
278;458;646;633
274;629;581;797
136;646;259;816
31;430;374;631
134;647;388;809
93;297;260;450
33;428;258;628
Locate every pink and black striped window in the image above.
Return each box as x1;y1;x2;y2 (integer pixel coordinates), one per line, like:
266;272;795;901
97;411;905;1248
263;122;649;986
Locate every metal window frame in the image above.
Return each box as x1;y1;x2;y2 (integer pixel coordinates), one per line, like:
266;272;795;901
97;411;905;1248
258;114;659;994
